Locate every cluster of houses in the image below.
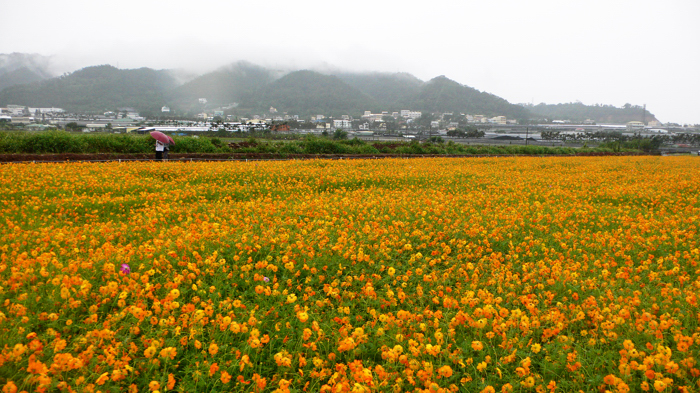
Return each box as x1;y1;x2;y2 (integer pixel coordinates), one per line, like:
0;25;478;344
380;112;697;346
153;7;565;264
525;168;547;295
0;105;149;131
4;100;697;135
0;105;66;126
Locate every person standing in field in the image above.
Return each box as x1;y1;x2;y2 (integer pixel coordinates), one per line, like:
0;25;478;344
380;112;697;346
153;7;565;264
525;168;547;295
155;140;165;160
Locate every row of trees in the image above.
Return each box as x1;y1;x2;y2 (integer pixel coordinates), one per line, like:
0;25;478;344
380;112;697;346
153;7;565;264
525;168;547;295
538;130;700;152
540;131;629;142
541;131;700;146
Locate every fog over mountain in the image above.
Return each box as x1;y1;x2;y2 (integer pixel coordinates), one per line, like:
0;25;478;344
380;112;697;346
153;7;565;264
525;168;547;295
0;59;660;124
1;0;698;124
0;53;55;91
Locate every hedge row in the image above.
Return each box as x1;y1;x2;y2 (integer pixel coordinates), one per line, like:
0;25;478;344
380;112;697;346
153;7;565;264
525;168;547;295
0;131;617;155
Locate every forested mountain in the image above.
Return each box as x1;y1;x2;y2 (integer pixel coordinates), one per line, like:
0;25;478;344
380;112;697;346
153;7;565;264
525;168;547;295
243;70;378;117
0;56;658;122
0;53;54;90
411;76;531;120
335;72;424;109
527;102;658;124
168;62;276;112
0;65;178;115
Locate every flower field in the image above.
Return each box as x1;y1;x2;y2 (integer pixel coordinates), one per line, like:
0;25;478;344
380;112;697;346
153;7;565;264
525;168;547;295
1;156;699;393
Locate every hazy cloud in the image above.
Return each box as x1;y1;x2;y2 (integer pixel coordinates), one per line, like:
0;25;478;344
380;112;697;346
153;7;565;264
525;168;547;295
1;0;698;123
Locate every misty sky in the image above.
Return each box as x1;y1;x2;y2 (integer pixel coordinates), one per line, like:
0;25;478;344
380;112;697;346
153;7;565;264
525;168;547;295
1;0;698;124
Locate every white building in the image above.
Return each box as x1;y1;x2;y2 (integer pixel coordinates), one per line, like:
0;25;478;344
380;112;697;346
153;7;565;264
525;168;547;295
489;116;507;125
333;119;352;129
5;106;25;116
361;112;384;122
161;106;170;113
198;98;208;104
28;107;65;114
127;112;144;121
626;121;645;131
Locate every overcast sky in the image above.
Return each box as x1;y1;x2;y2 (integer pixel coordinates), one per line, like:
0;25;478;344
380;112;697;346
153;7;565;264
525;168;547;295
1;0;698;124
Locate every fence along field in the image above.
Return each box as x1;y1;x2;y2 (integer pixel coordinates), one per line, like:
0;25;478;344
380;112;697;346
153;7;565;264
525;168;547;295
0;157;699;393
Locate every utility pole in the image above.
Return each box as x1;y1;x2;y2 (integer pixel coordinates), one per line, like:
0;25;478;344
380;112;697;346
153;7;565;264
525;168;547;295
643;104;646;125
526;127;529;146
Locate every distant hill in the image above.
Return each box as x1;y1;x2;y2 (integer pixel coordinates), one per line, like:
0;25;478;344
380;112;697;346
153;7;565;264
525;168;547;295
0;53;54;91
169;61;276;113
0;65;178;115
527;102;658;124
411;76;531;120
335;72;423;109
244;70;378;117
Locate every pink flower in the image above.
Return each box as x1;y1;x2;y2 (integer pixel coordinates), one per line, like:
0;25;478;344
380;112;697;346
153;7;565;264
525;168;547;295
120;263;131;274
263;277;270;282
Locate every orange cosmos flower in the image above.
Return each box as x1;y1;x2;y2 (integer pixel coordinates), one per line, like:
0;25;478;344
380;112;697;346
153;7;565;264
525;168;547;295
2;382;18;393
209;363;219;376
148;381;160;391
437;365;453;378
26;357;48;375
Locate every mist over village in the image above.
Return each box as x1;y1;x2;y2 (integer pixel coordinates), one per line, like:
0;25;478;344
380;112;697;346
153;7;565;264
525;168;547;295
1;56;698;150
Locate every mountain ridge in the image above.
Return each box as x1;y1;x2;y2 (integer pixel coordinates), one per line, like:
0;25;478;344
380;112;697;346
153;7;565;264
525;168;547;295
0;56;658;123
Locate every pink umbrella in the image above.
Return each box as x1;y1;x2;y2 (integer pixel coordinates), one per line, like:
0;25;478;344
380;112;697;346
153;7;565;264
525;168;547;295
150;131;173;145
167;135;175;145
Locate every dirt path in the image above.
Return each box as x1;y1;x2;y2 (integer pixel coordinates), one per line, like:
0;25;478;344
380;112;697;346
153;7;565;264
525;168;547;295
0;152;653;163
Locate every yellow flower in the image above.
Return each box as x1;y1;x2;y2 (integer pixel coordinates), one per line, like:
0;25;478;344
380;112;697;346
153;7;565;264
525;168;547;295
653;380;667;392
297;311;309;323
144;347;156;358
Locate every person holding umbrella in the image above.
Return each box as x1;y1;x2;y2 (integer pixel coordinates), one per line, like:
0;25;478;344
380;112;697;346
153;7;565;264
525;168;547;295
148;130;175;161
155;139;165;160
